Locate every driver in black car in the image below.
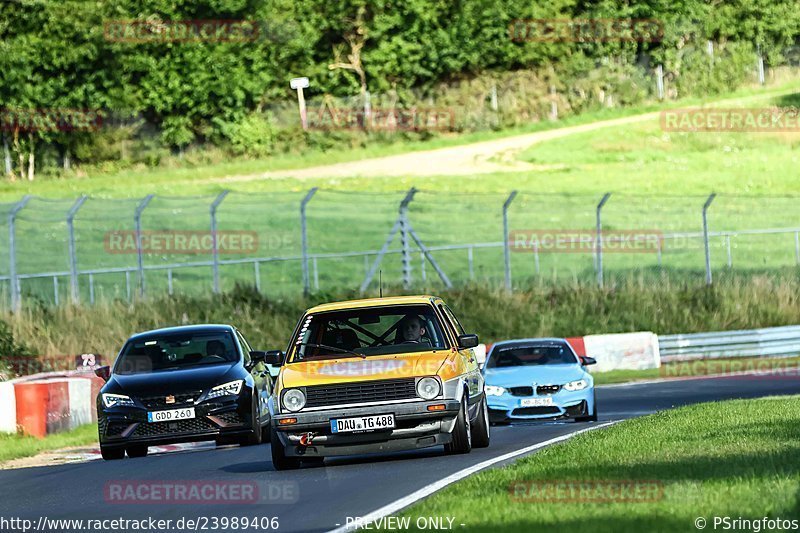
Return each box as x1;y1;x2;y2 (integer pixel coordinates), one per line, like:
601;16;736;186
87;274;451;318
397;314;426;344
206;339;227;358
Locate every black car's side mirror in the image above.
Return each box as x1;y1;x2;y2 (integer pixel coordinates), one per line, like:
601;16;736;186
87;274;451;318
581;356;597;366
458;334;479;349
249;351;267;364
94;365;111;382
263;350;285;366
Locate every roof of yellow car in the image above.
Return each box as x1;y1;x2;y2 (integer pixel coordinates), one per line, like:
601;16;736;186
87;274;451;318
306;295;442;314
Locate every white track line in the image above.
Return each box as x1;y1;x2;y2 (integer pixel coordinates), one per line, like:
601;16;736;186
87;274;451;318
328;421;619;533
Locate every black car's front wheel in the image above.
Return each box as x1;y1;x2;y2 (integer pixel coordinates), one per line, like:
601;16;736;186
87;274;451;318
240;393;264;446
100;445;125;461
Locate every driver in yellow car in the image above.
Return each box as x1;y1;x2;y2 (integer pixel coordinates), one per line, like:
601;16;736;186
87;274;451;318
398;314;426;343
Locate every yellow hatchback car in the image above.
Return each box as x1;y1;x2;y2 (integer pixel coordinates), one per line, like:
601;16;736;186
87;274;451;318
266;295;490;469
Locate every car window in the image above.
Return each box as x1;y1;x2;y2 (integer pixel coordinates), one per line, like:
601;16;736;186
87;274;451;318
442;305;466;336
235;330;252;364
289;305;447;362
486;344;578;368
115;331;238;374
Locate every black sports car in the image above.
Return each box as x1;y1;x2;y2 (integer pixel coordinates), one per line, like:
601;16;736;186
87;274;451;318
95;324;277;460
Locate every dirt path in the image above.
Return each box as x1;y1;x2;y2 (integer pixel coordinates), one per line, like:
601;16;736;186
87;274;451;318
215;87;795;182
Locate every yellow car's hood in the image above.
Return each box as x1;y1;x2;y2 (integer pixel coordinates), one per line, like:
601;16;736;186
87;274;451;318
280;350;452;388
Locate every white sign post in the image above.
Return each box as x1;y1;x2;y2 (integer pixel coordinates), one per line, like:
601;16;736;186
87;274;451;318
290;77;310;130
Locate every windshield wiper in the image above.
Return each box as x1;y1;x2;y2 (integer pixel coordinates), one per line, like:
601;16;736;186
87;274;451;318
295;342;366;359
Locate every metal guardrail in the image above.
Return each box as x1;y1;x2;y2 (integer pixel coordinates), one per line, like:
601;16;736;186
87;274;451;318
659;325;800;362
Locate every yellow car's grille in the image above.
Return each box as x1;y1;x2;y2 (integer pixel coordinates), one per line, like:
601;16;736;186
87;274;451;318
304;378;417;408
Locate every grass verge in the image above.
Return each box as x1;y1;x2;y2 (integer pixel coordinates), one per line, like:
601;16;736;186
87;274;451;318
5;276;800;358
0;423;98;464
1;79;799;200
394;396;800;532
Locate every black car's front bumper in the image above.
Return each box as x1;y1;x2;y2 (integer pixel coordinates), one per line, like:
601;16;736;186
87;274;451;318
272;400;461;457
98;394;256;447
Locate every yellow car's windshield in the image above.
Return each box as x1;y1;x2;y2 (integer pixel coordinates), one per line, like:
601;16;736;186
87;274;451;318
289;305;448;362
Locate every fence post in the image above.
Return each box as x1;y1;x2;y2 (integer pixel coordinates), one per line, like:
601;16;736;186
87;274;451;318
66;195;87;304
795;232;800;266
595;193;611;288
502;191;518;290
210;190;230;294
399;188;418;289
8;195;31;311
702;193;717;285
300;187;318;296
134;194;154;298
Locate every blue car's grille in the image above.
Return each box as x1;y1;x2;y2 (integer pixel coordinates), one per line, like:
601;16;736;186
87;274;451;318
537;385;561;395
508;387;533;397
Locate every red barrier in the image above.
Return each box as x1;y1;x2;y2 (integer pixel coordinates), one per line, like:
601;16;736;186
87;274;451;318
15;382;49;438
45;380;70;434
566;337;586;357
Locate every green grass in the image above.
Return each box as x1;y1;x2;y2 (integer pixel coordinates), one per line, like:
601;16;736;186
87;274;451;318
1;80;800;306
592;355;800;385
5;277;800;359
1;79;799;201
392;396;800;532
0;423;98;463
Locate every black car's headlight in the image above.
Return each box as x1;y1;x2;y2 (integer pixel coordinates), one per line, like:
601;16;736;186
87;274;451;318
206;380;244;400
102;393;135;408
282;389;306;412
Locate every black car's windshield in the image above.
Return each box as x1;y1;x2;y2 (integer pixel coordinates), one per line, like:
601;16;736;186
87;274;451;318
115;331;239;374
486;344;577;368
289;305;448;362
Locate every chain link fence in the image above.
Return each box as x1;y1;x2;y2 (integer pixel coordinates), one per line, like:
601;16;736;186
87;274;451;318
1;189;799;310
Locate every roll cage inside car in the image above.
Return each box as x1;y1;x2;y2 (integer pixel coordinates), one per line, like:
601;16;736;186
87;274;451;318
287;301;466;362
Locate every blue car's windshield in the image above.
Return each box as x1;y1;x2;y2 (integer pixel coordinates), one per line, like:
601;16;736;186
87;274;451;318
486;344;577;368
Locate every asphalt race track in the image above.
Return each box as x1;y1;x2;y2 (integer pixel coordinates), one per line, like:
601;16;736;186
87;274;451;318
1;373;797;533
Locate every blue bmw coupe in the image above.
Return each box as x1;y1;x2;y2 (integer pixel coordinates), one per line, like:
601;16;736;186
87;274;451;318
482;338;597;423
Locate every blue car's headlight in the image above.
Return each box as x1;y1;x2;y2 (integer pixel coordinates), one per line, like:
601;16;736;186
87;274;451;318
563;379;589;391
485;385;507;396
206;380;244;400
102;393;135;408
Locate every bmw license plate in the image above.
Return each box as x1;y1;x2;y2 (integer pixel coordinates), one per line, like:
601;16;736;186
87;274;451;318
330;414;395;434
147;407;195;423
520;398;554;407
